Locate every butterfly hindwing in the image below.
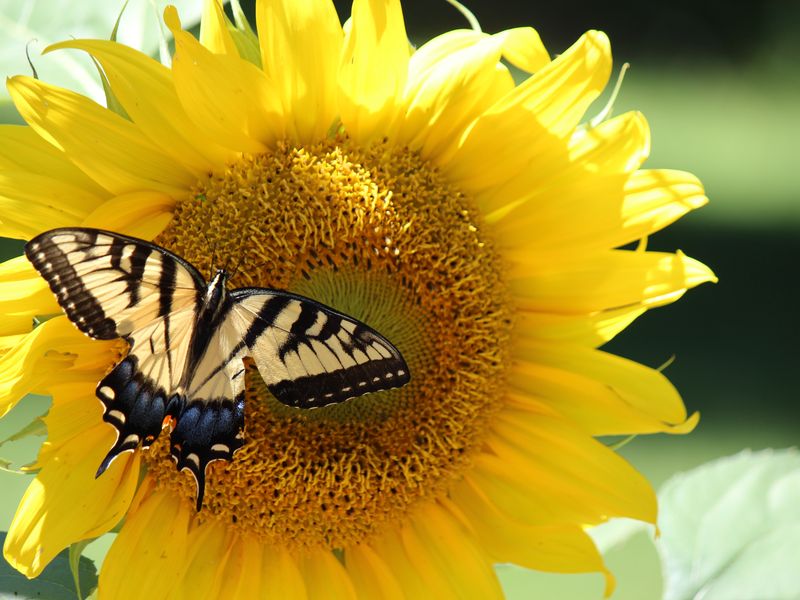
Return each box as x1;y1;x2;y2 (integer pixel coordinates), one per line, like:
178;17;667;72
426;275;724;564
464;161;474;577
229;289;410;408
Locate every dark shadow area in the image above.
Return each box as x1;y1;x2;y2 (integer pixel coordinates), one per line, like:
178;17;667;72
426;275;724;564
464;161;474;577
603;222;799;432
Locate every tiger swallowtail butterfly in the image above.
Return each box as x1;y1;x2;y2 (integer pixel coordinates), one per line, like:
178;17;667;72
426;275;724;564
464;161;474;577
25;228;410;510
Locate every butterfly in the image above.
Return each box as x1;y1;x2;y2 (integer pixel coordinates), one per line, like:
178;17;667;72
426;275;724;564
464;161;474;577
25;228;410;510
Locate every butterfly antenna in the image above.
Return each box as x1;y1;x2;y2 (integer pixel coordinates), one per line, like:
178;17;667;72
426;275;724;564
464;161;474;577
199;229;218;277
227;234;253;283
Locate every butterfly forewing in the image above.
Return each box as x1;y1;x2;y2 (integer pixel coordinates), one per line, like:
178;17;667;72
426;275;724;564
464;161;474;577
229;289;410;409
26;228;202;339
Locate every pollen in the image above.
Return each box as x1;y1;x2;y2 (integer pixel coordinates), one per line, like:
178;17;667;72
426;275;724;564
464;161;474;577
145;138;512;551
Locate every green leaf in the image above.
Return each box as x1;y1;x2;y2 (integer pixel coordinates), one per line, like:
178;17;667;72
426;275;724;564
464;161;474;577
0;531;97;600
227;0;262;67
496;563;605;600
68;540;94;600
0;400;48;474
658;448;800;600
590;519;663;600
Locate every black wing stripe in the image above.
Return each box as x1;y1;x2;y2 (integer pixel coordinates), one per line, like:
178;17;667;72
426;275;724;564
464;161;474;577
243;295;292;348
268;358;409;409
126;244;152;307
316;312;342;341
25;232;118;339
159;256;177;381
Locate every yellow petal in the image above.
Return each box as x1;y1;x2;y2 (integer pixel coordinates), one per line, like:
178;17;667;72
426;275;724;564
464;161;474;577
446;30;611;193
469;434;654;533
32;380;105;469
617;168;709;238
261;546;307;598
515;305;647;347
99;480;201;600
46;39;234;172
165;6;283;151
0;318;78;417
199;0;238;55
175;519;230;599
396;33;514;161
509;249;717;314
224;535;266;599
344;543;404;600
487;170;708;259
7;76;194;197
451;477;609;576
3;419;139;577
0;332;27;359
298;549;356;599
0;125;106;196
490;411;656;523
369;529;430;597
256;0;343;142
481;111;649;219
406;29;484;81
399;502;503;599
338;0;409;144
498;27;550;73
82;191;176;240
0;256;59;336
511;340;699;435
0;171;103;239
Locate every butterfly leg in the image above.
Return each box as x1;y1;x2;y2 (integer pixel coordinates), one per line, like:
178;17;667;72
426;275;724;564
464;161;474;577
169;393;245;511
95;356;170;477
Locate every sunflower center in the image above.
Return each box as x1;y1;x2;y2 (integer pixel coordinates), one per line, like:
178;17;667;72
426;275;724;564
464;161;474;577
144;138;511;551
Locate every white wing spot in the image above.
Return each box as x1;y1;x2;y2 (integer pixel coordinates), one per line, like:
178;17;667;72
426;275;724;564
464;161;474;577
397;370;406;377
342;386;352;392
385;372;394;379
107;409;126;423
358;381;367;387
186;453;201;469
99;385;116;400
372;377;380;383
211;443;230;453
123;434;140;446
324;393;334;399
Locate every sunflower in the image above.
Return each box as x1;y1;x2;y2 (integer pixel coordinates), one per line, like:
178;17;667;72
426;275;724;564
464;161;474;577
0;0;714;597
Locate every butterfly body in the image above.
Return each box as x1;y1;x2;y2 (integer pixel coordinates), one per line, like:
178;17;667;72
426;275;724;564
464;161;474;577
25;228;410;510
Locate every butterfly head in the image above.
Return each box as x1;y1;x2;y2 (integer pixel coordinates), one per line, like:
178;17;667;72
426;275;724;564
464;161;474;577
203;269;230;318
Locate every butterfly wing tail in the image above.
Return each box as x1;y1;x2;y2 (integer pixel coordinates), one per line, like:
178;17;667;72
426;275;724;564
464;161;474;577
169;393;245;510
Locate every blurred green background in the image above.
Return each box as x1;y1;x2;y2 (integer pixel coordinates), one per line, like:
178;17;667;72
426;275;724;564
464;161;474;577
0;0;798;598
